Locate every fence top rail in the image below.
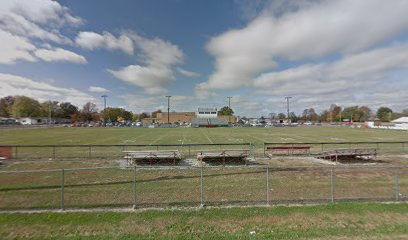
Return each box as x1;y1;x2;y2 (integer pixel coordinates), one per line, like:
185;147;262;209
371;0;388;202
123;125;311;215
0;143;252;147
264;141;408;145
1;164;408;174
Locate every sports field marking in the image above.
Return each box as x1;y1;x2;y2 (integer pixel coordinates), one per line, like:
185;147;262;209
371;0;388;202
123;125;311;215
149;133;168;145
200;129;214;144
122;134;147;144
246;134;269;143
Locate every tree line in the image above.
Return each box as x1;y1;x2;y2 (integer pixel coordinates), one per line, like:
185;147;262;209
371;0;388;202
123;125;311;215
264;104;407;123
1;96;406;123
0;96;153;123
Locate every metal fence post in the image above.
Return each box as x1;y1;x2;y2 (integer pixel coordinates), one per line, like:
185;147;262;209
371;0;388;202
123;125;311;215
133;165;137;209
188;145;191;157
14;146;18;159
263;143;266;157
395;169;400;201
200;166;204;207
61;169;65;210
266;167;270;206
330;168;335;203
53;146;56;160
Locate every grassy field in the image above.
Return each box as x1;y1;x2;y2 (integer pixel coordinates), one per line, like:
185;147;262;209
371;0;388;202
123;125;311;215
0;165;407;210
1;203;408;239
0;126;407;146
0;127;407;238
0;126;407;160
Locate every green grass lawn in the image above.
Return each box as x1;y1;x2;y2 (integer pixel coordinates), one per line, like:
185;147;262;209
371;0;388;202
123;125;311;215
1;202;408;239
0;126;407;146
0;127;407;239
0;126;407;159
1;166;407;210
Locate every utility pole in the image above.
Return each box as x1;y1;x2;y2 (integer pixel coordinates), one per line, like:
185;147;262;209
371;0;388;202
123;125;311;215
166;96;171;124
101;95;108;127
227;96;232;123
285;96;292;123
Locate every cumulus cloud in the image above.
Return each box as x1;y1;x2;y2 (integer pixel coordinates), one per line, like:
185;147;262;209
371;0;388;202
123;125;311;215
0;0;87;65
75;31;134;55
0;72;96;106
120;94;194;113
34;48;87;64
108;33;184;94
253;44;408;112
88;86;110;93
0;29;36;64
177;67;200;78
0;0;82;44
203;0;408;91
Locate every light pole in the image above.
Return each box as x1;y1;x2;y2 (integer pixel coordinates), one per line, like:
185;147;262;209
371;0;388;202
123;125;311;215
285;96;292;123
166;96;171;124
227;96;232;123
101;95;108;127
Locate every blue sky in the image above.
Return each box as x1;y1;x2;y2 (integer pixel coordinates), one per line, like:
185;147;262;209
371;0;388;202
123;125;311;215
1;0;408;117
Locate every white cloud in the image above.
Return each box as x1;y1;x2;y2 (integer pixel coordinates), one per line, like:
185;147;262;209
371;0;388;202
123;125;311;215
75;31;134;55
0;0;83;44
203;0;408;91
34;48;87;64
88;86;110;93
108;33;184;94
177;67;200;78
253;44;408;112
0;0;87;65
108;65;174;95
0;29;36;64
120;94;194;113
0;72;96;106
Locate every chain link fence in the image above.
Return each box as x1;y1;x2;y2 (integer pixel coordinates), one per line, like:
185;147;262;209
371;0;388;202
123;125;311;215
0;143;254;160
0;165;407;210
1;141;407;160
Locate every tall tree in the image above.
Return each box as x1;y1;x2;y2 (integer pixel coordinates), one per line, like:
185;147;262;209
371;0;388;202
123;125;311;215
277;113;286;119
376;107;393;122
139;112;150;120
329;104;342;122
301;108;318;121
121;110;133;121
288;112;299;122
80;102;99;122
11;96;42;118
320;110;330;122
103;107;133;122
58;102;79;119
342;106;359;122
0;96;15;117
40;101;60;118
356;106;372;122
218;106;234;116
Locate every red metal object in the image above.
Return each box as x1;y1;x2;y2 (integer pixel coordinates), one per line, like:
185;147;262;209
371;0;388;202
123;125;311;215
0;146;12;159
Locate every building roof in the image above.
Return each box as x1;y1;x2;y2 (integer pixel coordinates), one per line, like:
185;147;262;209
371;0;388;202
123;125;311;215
392;117;408;123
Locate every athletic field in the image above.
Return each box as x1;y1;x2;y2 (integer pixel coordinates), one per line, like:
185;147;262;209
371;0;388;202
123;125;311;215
0;126;408;239
0;126;407;146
